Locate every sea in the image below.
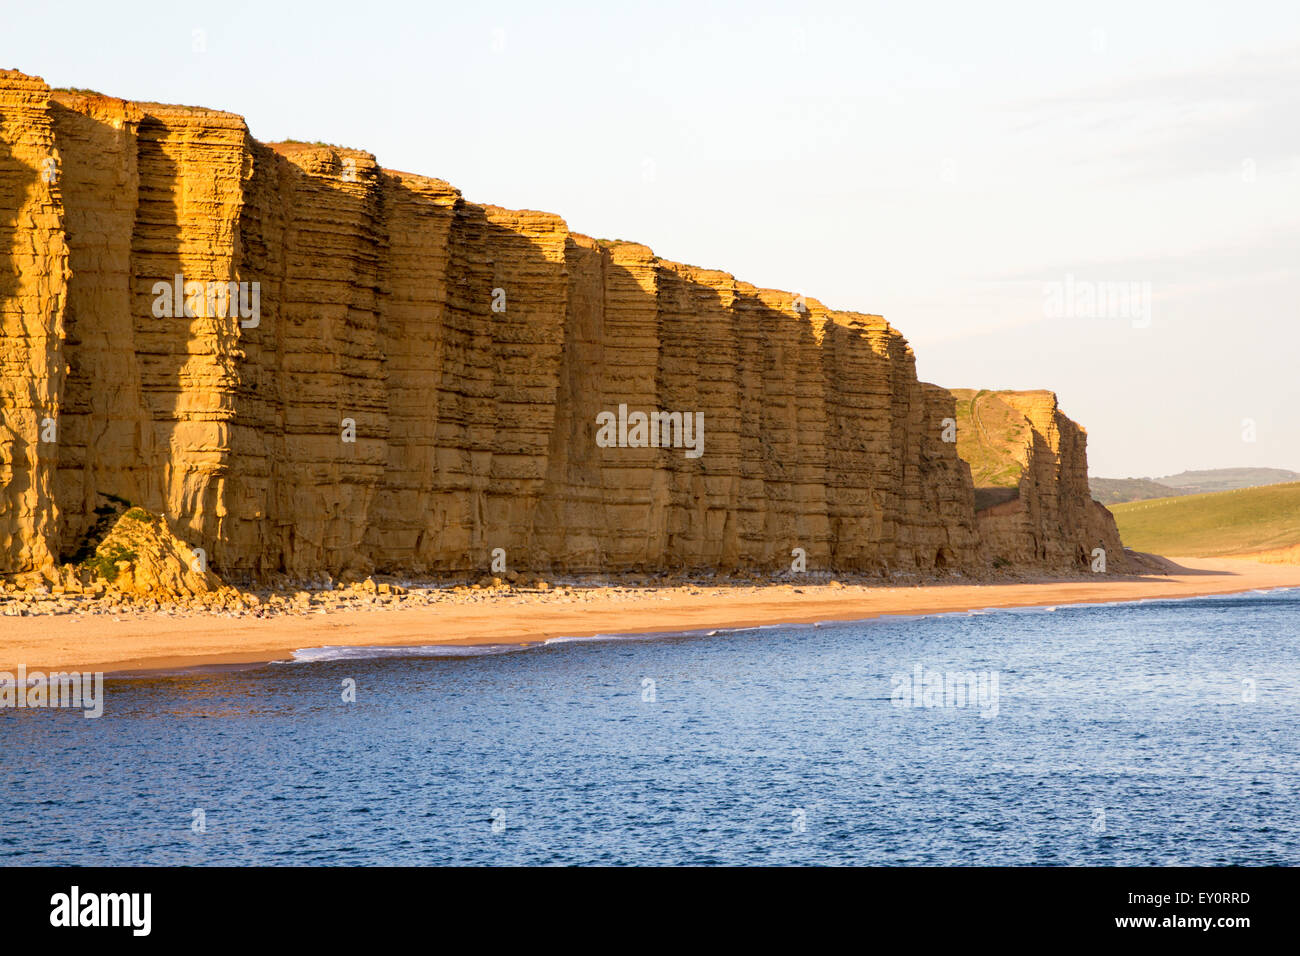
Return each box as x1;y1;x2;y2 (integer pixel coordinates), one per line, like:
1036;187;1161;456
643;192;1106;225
3;589;1298;865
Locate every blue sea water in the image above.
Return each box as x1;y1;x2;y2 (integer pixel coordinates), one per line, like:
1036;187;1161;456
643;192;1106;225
2;589;1298;865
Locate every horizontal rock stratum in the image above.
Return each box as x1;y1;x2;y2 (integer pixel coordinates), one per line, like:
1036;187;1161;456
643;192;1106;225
0;70;1126;584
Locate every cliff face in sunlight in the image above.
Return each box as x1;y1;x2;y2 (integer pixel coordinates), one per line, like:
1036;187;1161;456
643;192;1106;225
1;70;1122;584
950;389;1126;570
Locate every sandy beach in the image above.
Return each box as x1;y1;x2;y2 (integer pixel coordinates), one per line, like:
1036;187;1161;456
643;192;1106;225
0;556;1295;676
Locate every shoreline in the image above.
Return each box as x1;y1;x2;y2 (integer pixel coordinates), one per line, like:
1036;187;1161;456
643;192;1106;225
3;556;1298;677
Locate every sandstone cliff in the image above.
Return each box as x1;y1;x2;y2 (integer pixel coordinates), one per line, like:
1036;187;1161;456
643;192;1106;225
950;388;1126;570
1;70;1117;584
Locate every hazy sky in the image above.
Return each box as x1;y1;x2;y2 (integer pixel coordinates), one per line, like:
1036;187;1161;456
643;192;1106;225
5;0;1297;477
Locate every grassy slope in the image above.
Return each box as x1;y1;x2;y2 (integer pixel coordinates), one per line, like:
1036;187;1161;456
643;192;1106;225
1111;482;1300;557
949;389;1030;488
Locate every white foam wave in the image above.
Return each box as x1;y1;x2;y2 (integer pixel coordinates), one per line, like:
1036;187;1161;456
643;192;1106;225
288;643;528;663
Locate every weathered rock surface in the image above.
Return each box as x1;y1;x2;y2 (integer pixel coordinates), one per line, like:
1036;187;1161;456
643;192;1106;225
0;70;68;576
950;388;1127;570
1;70;1118;584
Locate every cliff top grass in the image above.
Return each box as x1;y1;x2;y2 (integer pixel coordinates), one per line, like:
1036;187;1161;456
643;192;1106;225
276;138;346;148
1111;482;1300;557
950;389;1031;489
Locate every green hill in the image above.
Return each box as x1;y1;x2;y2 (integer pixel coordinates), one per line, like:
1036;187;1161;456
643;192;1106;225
1090;467;1300;504
1089;477;1179;505
1110;482;1300;557
1157;467;1300;495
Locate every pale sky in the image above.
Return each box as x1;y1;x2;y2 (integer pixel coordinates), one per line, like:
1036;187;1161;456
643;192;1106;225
5;0;1297;477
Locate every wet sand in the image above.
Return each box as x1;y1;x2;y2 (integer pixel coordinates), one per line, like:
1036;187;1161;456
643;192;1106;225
3;556;1298;675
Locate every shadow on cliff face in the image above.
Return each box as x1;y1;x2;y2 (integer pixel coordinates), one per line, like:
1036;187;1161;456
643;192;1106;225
228;141;296;583
527;251;759;573
46;98;161;563
974;487;1019;512
0;119;53;575
45;101;96;557
226;142;392;584
819;315;914;571
123;113;204;552
533;234;607;567
521;252;954;576
0;132;33;569
227;154;545;583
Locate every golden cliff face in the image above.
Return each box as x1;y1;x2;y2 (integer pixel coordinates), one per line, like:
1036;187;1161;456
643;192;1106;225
0;71;68;575
1;70;1117;583
950;388;1127;571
